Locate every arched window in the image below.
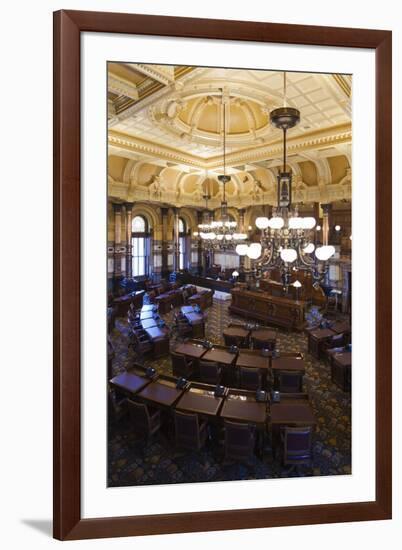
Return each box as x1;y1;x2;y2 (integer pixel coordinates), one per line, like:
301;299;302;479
179;217;186;270
131;215;148;277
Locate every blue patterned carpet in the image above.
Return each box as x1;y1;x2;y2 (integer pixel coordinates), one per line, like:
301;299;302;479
108;297;351;487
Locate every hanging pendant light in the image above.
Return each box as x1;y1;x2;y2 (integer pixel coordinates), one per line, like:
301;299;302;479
197;90;247;250
237;71;335;286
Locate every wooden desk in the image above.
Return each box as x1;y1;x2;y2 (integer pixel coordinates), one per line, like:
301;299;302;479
180;306;205;338
223;326;250;339
112;290;145;318
185;312;204;324
141;304;155;312
176;387;223;417
144;326;170;358
220;393;267;425
138;378;184;407
144;326;167;339
331;321;351;335
178;273;234;293
174;342;207;360
202;347;237;366
270;401;316;426
250;328;277;346
307;327;336;359
271;357;306;373
229;288;306;330
140;310;155;320
235;350;270;370
141;317;158;329
188;290;213;310
109;372;150;395
331;351;352;391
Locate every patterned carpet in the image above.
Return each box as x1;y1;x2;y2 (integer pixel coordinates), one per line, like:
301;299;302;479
108;295;351;487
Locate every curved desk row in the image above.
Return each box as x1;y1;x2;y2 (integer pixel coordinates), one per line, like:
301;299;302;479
110;369;316;432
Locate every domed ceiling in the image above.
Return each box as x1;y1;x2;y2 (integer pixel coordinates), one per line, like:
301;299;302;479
108;64;352;209
151;92;271;147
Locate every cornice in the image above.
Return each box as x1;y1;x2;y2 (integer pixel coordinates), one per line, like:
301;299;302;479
108;123;352;171
108;130;203;168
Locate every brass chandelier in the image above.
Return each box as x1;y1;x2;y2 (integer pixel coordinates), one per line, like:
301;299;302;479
195;91;247;250
236;72;335;287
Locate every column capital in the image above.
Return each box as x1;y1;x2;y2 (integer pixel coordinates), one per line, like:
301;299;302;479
124;202;134;211
112;203;123;213
321;203;332;214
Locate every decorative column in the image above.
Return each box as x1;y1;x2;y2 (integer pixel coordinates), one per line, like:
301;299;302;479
113;203;123;282
125;202;134;279
173;207;180;273
197;211;203;275
161;207;169;277
238;208;246;271
321;203;332;246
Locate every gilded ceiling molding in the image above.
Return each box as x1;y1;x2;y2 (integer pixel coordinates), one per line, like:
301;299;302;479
109;130;202;168
207;124;352;170
109;123;351;172
112;67;198;121
332;74;352;98
108;73;139;100
133;64;175;85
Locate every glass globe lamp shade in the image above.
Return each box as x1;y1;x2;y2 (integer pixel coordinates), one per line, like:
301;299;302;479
293;280;302;288
268;217;285;229
315;245;335;261
289;217;303;230
209;232;216;240
235;244;248;256
255;216;269;230
232;270;239;278
280;248;297;263
247;243;262;260
216;234;224;241
193;231;199;237
302;217;316;229
303;243;315;254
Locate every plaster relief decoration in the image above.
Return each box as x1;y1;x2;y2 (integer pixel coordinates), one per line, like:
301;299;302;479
108;63;352;211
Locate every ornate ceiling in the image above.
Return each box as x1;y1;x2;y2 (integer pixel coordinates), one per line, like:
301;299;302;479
108;63;352;210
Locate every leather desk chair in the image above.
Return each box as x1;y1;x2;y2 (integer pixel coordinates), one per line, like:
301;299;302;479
276;371;303;393
171;351;194;378
173;410;208;451
281;426;313;471
127;400;161;442
199;361;222;385
224;420;256;465
239;366;262;391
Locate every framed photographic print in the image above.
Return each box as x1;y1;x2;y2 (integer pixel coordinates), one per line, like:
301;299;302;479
53;10;392;540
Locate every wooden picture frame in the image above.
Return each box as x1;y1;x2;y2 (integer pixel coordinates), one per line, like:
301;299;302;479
53;10;392;540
